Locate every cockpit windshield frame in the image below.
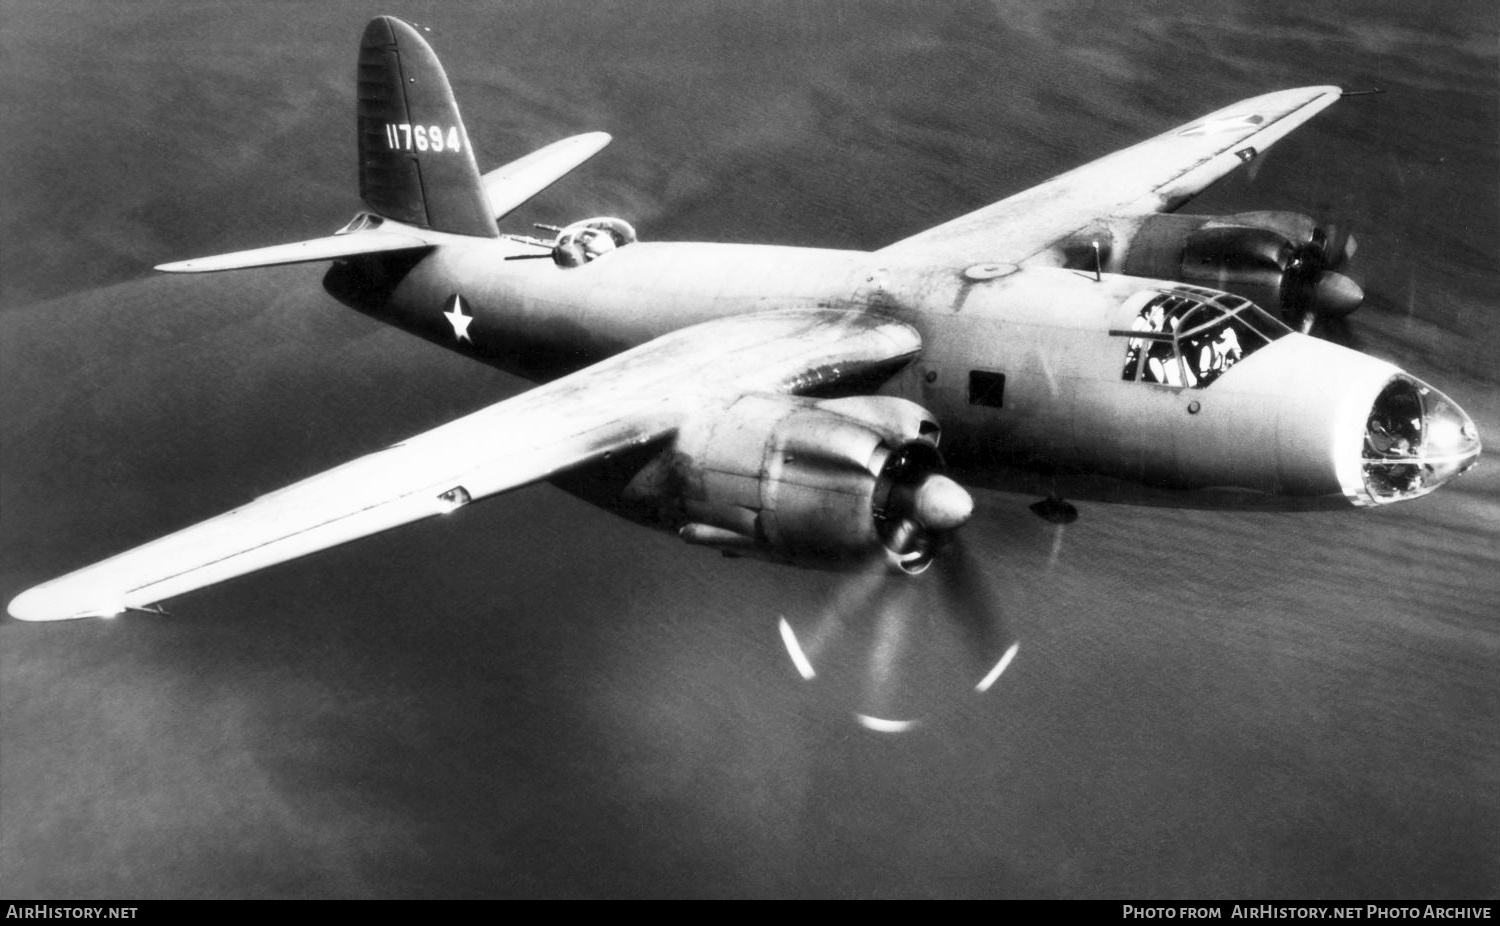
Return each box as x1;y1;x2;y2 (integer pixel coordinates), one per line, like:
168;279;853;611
1112;286;1291;389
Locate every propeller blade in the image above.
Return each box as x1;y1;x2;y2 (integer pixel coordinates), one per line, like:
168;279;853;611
1339;231;1358;266
779;519;1017;732
1320;224;1357;269
935;534;1019;693
857;575;926;730
885;517;920;556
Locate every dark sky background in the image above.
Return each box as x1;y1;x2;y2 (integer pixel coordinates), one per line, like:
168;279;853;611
2;0;1497;899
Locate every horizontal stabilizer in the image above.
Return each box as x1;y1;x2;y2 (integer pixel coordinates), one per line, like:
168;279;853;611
155;231;431;273
482;132;612;221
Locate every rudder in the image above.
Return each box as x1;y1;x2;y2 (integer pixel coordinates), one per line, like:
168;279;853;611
356;17;496;237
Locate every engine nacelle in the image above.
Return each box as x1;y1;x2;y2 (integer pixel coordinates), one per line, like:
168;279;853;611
627;394;969;573
1084;211;1362;328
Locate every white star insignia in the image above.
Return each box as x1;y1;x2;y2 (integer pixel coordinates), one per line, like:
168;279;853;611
1178;113;1266;137
443;294;474;343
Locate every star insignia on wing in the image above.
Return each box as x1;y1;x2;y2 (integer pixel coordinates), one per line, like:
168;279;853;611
1178;113;1266;137
443;294;474;343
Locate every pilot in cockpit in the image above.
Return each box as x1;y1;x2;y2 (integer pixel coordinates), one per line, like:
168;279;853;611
1192;325;1243;386
1143;308;1186;385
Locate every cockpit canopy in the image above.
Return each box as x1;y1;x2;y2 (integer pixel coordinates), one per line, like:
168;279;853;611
1115;286;1291;388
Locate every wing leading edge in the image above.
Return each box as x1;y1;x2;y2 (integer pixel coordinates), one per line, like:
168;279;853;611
154;230;432;273
8;310;920;622
880;86;1343;266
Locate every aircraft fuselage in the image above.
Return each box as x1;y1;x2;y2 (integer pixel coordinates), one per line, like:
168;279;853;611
324;231;1472;512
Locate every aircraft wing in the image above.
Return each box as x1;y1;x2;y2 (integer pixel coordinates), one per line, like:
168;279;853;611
879;86;1343;266
8;309;920;621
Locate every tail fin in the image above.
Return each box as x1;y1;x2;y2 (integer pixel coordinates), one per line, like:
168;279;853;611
156;18;614;274
357;17;496;238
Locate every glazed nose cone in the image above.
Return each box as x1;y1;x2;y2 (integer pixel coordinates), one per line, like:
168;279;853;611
1362;375;1481;503
1417;385;1483;482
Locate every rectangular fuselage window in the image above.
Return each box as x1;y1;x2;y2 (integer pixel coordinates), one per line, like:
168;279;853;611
968;370;1006;408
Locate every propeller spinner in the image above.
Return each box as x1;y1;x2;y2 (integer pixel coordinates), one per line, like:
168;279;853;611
1286;222;1363;333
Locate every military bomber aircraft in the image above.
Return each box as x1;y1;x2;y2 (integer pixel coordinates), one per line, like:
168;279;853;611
9;18;1481;649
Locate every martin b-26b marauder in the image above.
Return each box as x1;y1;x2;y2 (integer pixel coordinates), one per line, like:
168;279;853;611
9;19;1482;711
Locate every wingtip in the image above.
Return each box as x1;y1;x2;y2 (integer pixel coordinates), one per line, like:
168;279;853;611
7;583;121;622
563;131;613;155
8;585;51;621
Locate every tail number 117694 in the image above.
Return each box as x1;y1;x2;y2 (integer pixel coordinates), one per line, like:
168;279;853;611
385;123;461;153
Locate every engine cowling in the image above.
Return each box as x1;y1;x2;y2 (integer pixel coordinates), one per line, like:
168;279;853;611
1100;211;1362;329
632;394;971;573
